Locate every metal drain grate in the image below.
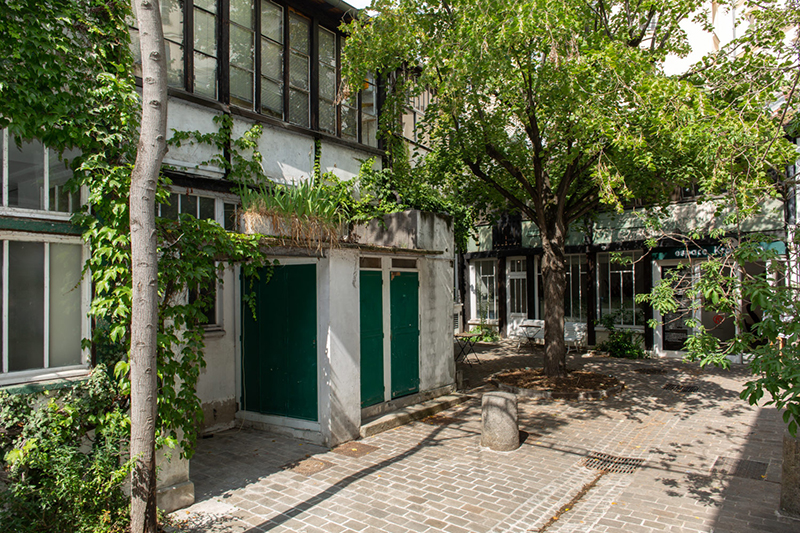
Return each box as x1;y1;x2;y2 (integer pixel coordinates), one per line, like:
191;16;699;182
663;383;699;393
712;456;769;480
582;452;644;474
635;368;669;375
331;442;379;458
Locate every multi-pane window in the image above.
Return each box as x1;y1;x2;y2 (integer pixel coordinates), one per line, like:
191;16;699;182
129;0;185;87
229;0;255;108
194;0;218;98
508;258;527;315
1;131;80;213
318;27;338;134
361;73;378;147
158;191;237;231
565;255;588;322
288;12;311;127
473;260;497;321
260;1;284;118
128;0;377;145
0;237;86;380
598;251;645;326
535;254;586;322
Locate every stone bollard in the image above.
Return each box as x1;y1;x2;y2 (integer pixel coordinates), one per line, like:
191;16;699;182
781;428;800;518
481;391;519;451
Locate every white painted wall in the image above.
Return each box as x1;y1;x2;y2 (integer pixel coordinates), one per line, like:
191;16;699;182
319;140;378;181
418;255;456;392
195;265;238;433
319;249;362;446
165;99;224;179
253;121;315;184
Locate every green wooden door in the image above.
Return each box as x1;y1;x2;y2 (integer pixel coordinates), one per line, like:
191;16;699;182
390;271;419;398
241;264;318;421
359;271;384;407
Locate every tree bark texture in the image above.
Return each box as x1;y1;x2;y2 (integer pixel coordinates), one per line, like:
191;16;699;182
540;216;568;377
130;1;167;532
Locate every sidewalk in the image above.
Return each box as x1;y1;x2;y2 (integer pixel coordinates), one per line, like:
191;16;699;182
171;341;798;532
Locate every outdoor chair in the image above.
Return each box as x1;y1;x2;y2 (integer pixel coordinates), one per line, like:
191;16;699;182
564;322;588;353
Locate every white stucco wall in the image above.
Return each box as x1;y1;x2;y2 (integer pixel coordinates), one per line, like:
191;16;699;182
165;99;224;179
319;140;379;182
418;255;456;392
318;249;362;446
195;265;238;433
252;121;315;184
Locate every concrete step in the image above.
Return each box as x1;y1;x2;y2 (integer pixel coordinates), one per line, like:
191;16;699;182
359;394;470;439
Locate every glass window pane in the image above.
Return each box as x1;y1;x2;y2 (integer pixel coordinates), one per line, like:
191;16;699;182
289;13;310;54
48;147;80;213
319;28;335;65
289;51;308;89
129;28;142;78
166;40;184;88
160;192;179;219
199;197;215;220
230;66;254;107
161;0;183;42
194;8;217;56
261;1;282;43
194;0;216;14
320;64;336;100
230;0;253;28
230;25;254;70
181;194;197;217
194;53;217;98
341;105;357;140
261;39;282;80
260;77;283;117
223;202;237;231
49;244;82;368
9;241;44;371
319;102;336;134
288;88;309;127
8;136;44;210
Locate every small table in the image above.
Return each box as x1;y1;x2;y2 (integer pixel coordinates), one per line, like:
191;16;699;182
518;322;543;351
455;333;482;366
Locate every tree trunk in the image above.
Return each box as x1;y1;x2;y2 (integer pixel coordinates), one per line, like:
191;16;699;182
540;220;568;377
130;1;167;532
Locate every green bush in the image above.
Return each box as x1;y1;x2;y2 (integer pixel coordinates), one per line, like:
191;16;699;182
0;366;132;533
468;326;500;343
598;313;648;359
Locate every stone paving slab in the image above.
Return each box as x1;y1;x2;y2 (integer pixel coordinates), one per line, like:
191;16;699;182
170;342;799;532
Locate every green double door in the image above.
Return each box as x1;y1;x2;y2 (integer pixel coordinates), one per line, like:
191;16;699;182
241;264;317;421
359;270;420;407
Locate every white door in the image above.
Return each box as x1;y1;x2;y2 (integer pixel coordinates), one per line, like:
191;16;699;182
506;257;528;337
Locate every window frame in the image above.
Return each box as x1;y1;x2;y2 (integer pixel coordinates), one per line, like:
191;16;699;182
0;231;90;387
128;0;379;148
597;250;645;328
0;129;84;221
470;259;498;323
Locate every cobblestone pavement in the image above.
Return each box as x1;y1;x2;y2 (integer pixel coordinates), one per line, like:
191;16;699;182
170;341;798;532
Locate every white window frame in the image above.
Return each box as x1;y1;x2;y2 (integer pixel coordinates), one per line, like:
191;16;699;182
470;259;498;325
0;129;85;221
0;231;91;386
564;254;587;323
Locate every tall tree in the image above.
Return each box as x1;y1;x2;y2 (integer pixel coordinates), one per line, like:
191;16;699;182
343;0;789;376
130;0;167;530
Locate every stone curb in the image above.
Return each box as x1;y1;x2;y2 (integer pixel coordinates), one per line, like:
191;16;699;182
359;394;470;438
488;369;625;400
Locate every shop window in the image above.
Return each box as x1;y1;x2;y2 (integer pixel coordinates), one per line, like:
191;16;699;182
598;251;645;326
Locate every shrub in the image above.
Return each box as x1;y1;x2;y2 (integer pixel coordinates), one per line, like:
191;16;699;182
598;313;647;359
0;366;132;533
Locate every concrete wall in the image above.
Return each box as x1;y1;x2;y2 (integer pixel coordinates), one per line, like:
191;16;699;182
358;210;454;253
